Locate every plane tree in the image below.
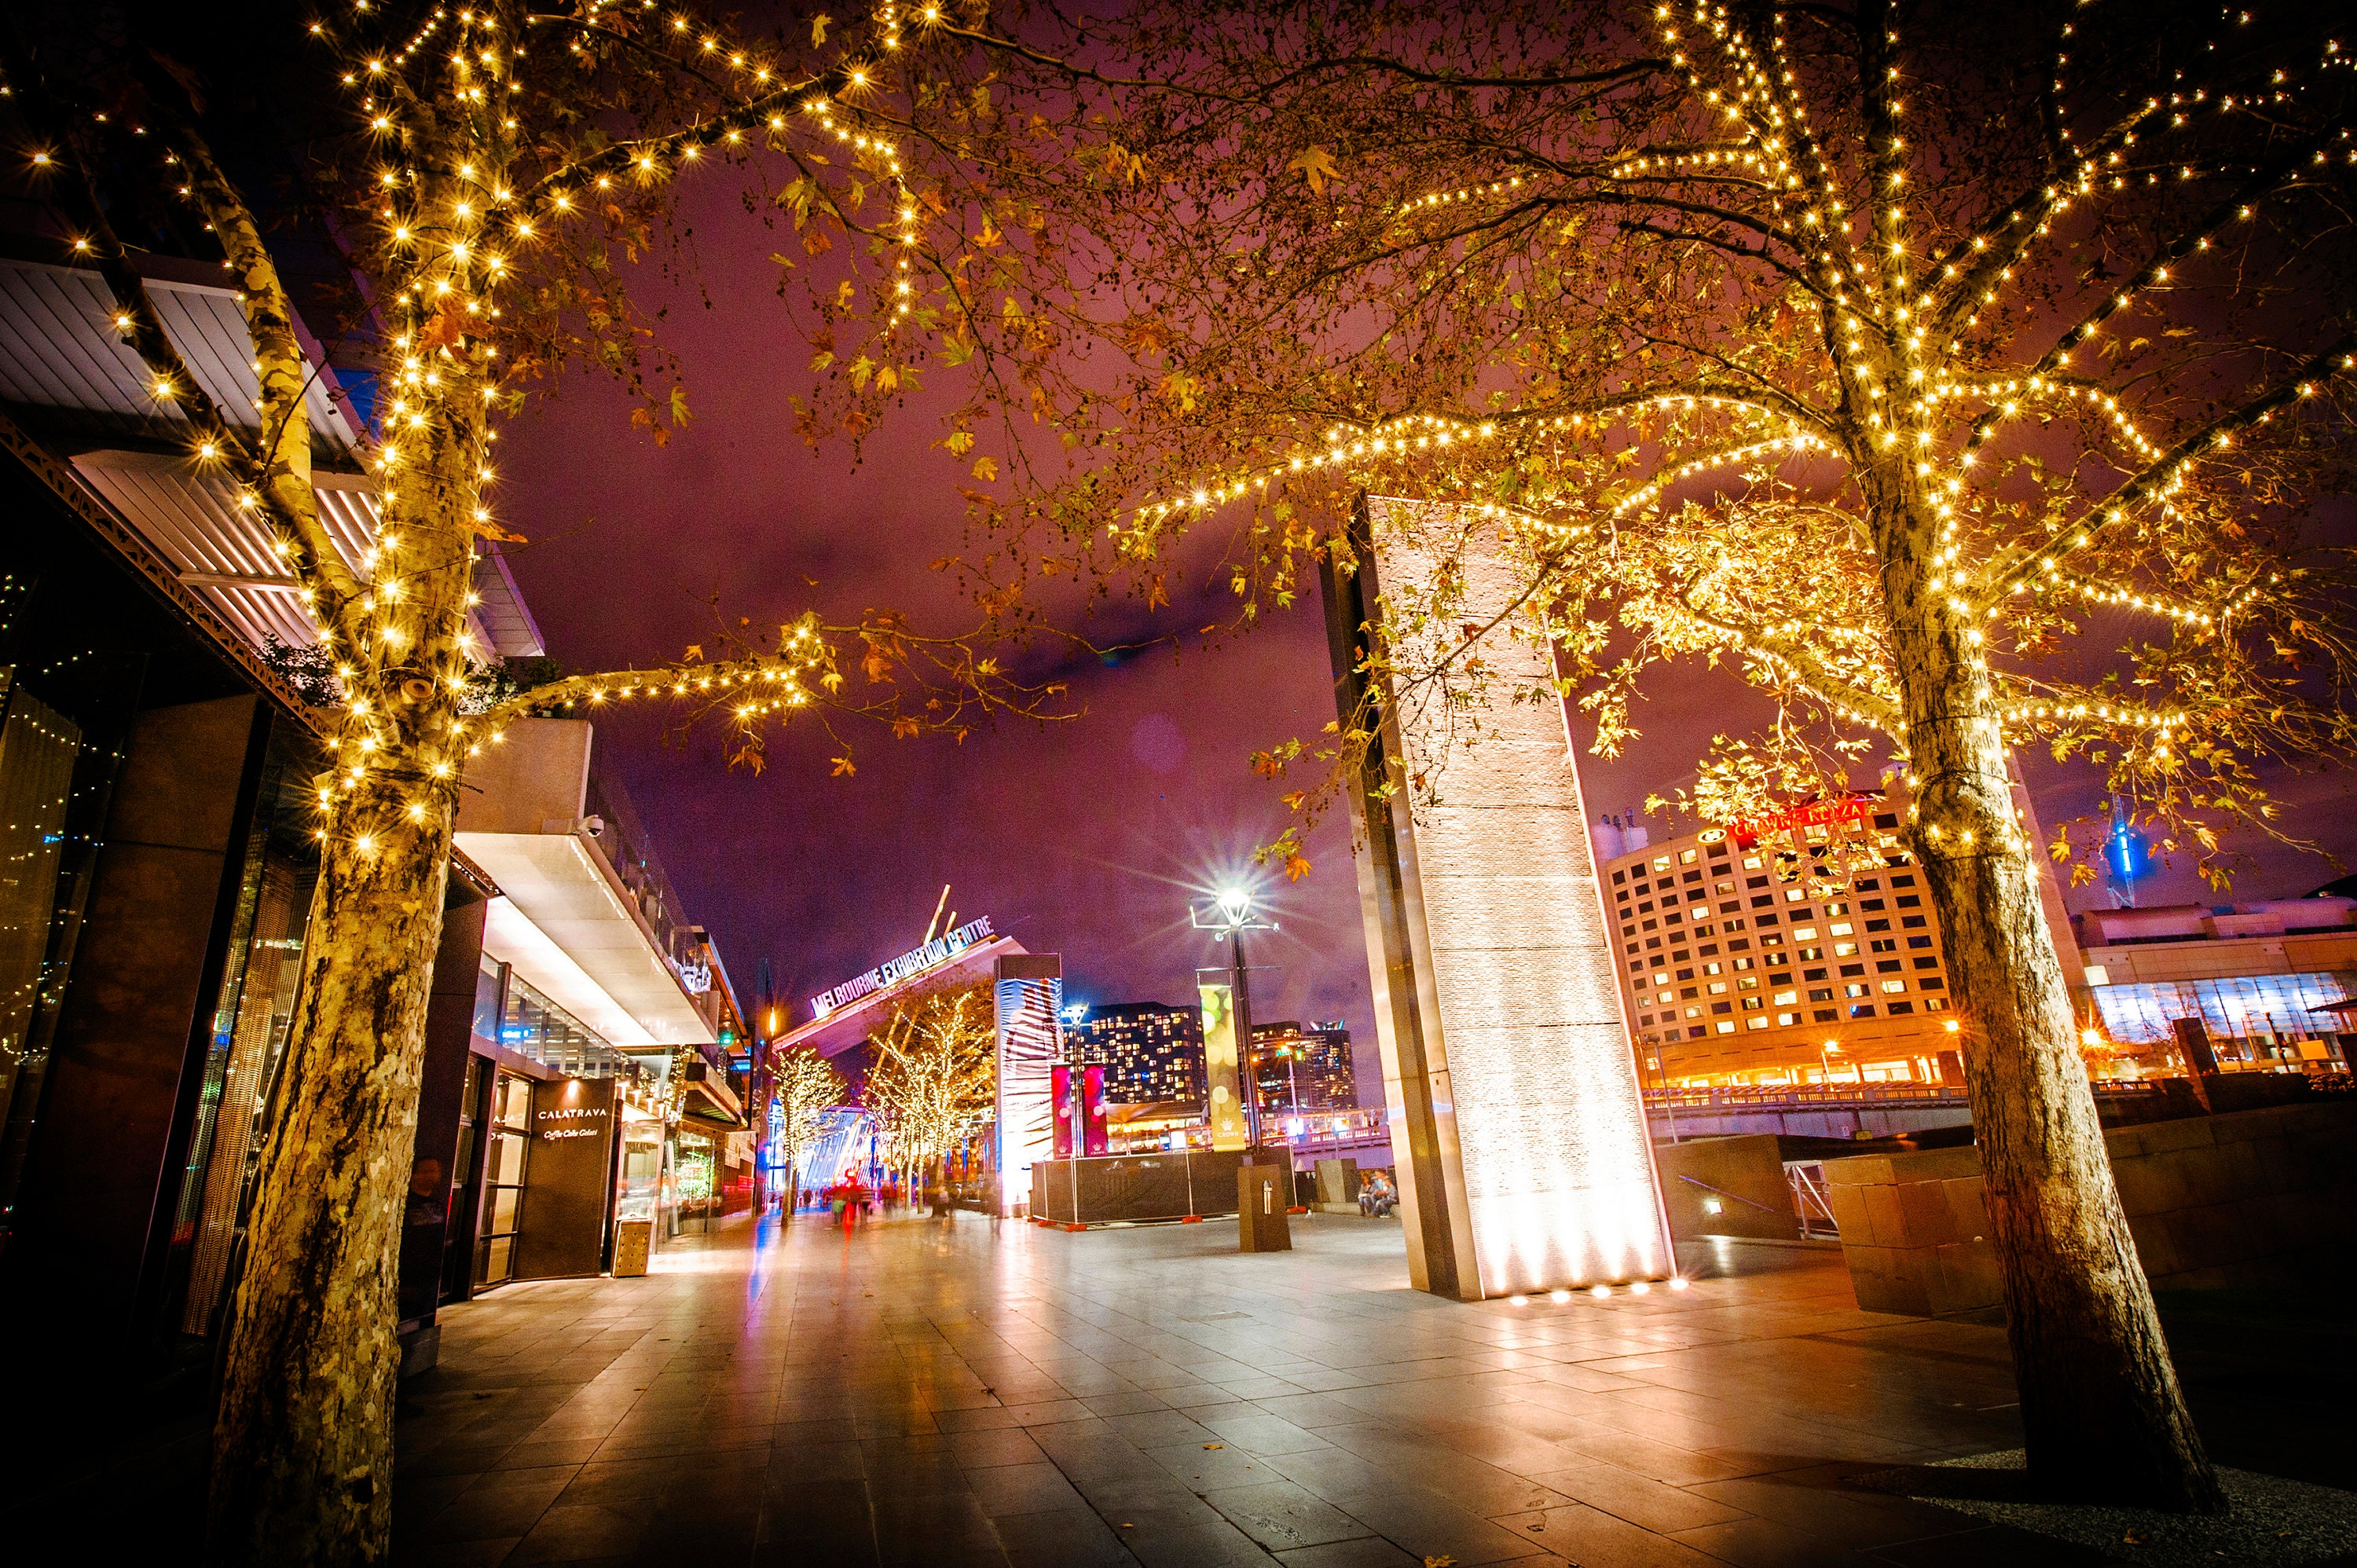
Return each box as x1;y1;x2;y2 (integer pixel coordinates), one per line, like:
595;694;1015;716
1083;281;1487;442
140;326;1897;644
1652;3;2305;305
3;2;1056;1558
771;1043;850;1214
865;982;997;1180
825;0;2357;1511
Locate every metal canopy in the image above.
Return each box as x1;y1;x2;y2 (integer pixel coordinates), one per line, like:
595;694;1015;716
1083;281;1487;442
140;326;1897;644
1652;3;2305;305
462;829;720;1049
0;254;544;660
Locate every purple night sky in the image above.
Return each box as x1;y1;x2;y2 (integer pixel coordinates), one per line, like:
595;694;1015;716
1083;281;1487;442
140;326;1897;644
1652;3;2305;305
494;169;2357;1088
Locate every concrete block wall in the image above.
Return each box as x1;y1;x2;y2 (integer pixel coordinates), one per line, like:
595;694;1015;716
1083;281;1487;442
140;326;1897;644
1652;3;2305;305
1824;1101;2357;1315
1651;1135;1804;1242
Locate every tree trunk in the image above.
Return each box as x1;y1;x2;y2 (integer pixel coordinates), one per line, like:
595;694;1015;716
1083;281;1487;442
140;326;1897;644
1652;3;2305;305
207;259;486;1558
1879;504;2223;1511
205;808;456;1563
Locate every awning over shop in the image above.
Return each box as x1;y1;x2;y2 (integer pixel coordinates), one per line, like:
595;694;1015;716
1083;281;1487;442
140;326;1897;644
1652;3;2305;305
0;251;543;662
463;827;717;1049
682;1074;744;1128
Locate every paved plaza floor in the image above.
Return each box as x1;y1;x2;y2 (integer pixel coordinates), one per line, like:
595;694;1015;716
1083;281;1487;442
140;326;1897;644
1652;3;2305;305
379;1210;2355;1566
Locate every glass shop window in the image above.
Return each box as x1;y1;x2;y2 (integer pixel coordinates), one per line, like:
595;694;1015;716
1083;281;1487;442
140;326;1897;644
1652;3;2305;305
475;1072;533;1289
167;735;321;1340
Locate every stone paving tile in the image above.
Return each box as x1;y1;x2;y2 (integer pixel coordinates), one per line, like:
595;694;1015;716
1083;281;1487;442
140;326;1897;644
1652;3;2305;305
1147;1439;1286;1492
1492;1500;1733;1566
1200;1479;1373;1553
993;1507;1138;1566
966;1460;1092;1517
373;1207;2357;1568
1195;1411;1334;1457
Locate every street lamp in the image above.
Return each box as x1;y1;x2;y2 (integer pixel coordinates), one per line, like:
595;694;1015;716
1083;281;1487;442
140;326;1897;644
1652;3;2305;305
1193;885;1277;1142
1819;1039;1842;1089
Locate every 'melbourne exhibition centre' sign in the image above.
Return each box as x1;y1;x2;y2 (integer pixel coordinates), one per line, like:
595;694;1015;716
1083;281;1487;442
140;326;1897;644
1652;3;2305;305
808;917;995;1018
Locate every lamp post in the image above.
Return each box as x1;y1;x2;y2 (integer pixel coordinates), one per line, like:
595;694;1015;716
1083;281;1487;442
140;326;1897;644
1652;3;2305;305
1194;887;1277;1145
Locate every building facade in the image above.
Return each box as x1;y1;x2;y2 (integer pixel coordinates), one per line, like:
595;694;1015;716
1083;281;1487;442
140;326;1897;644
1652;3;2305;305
0;231;753;1410
2073;897;2355;1076
1067;1001;1206;1106
1600;778;2077;1088
1250;1020;1357;1112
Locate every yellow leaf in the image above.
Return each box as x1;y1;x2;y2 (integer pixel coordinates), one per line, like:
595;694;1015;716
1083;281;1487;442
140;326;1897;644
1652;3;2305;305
811;13;831;45
1288;145;1340;194
830;754;856;777
973;456;999;482
683;644;704;662
942;430;976;456
1284;852;1313;882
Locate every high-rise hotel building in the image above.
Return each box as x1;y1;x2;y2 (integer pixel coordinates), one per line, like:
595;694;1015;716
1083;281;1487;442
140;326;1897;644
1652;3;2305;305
1249;1020;1358;1112
1065;1002;1206;1106
1599;779;2078;1088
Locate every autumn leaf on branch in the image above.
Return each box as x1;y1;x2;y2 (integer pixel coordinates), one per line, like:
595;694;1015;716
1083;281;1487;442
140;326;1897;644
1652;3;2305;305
830;755;856;777
809;13;830;45
1288;145;1340;194
419;308;464;352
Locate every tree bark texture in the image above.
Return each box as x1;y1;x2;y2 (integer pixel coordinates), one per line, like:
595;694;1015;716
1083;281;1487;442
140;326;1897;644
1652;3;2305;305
1875;493;2224;1512
205;821;454;1562
207;304;488;1561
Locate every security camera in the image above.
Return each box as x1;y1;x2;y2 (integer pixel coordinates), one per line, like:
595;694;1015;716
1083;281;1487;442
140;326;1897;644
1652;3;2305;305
580;815;605;838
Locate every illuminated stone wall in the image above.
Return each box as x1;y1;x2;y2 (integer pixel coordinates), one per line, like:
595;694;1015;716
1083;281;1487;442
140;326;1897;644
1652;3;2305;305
1329;498;1673;1297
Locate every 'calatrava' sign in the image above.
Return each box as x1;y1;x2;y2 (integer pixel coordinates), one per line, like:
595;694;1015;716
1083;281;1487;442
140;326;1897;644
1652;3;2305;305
807;916;996;1018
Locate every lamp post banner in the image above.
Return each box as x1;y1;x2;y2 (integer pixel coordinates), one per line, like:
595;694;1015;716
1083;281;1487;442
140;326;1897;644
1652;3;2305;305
1321;494;1674;1299
1197;981;1250;1152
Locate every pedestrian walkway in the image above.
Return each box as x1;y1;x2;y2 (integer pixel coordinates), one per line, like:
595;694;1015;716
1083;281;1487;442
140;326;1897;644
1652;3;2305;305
390;1211;2345;1566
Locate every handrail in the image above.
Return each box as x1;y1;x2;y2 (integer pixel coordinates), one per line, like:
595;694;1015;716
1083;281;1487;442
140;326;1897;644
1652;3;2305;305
1676;1174;1786;1214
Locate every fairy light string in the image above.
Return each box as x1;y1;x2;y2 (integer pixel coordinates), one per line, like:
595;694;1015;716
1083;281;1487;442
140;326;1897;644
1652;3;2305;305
29;0;946;853
1086;0;2354;872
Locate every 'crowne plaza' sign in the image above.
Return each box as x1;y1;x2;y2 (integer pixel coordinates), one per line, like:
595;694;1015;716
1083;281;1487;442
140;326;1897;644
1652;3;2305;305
1727;794;1881;843
808;917;995;1019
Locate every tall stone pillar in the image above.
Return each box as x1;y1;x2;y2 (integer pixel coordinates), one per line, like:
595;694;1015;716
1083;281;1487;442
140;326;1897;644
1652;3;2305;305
1321;496;1673;1300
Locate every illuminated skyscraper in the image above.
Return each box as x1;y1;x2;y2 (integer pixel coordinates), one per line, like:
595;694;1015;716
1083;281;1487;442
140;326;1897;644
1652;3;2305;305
1249;1020;1357;1112
1065;1002;1204;1106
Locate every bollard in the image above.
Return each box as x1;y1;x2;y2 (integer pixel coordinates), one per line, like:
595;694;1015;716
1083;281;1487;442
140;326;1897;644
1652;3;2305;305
1237;1163;1292;1252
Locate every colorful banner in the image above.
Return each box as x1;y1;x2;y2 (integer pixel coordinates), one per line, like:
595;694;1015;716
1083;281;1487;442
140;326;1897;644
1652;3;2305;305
1083;1064;1109;1157
1198;981;1248;1151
